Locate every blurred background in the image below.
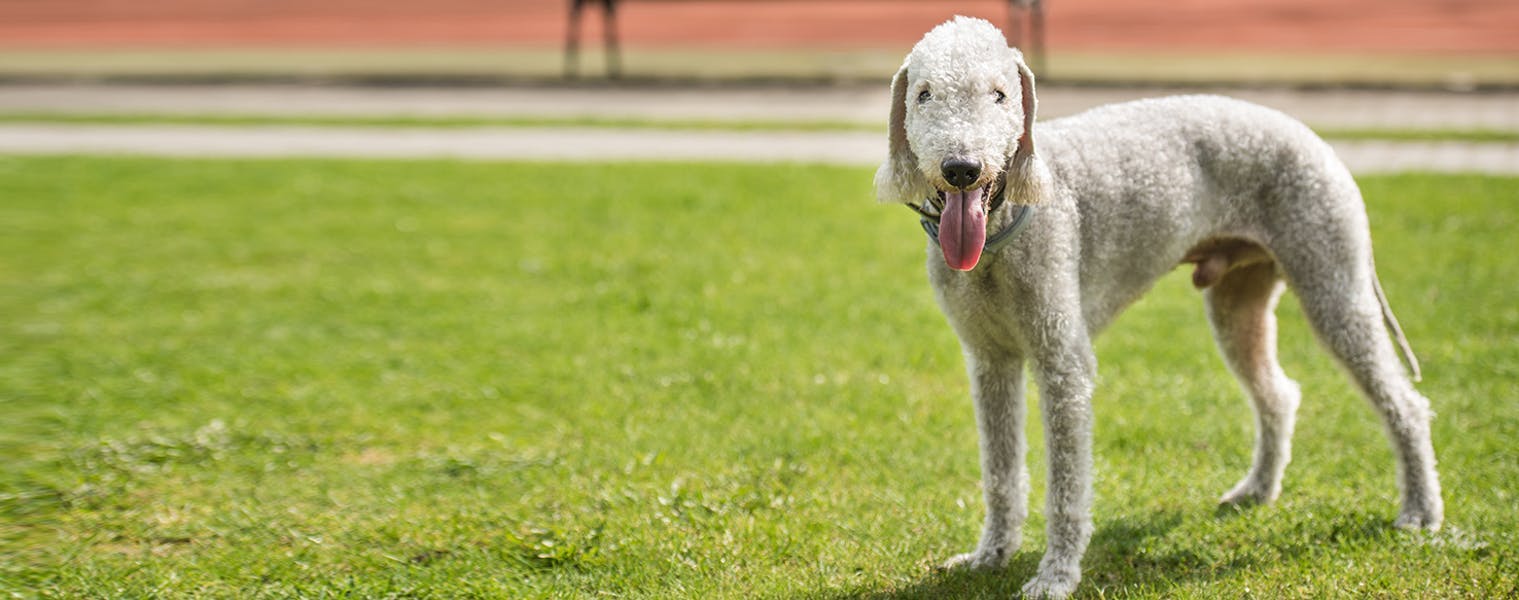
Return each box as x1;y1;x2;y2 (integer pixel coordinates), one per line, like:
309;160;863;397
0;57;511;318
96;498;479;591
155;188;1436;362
5;3;1518;597
1;0;1516;86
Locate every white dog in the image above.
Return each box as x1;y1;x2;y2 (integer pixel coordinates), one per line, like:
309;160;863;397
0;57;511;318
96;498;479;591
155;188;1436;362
876;17;1442;598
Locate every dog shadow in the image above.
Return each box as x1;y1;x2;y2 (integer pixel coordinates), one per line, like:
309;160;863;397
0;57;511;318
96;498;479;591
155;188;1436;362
828;507;1394;599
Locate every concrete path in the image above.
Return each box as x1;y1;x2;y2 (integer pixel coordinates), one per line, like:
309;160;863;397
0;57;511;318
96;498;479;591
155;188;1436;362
1;83;1516;174
4;83;1518;130
4;123;1517;175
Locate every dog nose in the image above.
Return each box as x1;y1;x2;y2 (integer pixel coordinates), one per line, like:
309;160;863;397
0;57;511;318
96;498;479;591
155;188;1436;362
941;158;982;189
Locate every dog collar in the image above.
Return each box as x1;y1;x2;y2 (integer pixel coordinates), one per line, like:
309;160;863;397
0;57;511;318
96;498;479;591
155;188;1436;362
919;202;1035;255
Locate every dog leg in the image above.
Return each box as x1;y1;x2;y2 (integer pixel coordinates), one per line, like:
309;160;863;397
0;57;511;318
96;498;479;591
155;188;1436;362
1022;326;1095;599
1291;271;1443;529
1205;262;1302;505
944;350;1028;570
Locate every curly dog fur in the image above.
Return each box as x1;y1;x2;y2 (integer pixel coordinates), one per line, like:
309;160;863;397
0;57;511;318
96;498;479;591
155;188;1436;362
876;17;1443;598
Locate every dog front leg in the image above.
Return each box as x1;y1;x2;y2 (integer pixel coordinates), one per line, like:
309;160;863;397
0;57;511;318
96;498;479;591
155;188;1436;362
1023;338;1095;599
944;349;1028;570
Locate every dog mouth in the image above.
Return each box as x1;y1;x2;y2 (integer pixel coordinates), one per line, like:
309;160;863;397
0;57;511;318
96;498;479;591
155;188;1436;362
913;183;996;271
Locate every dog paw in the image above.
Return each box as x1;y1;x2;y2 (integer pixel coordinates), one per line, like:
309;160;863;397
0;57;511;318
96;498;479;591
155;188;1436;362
940;546;1010;571
1020;570;1079;599
1395;506;1443;531
1218;479;1278;507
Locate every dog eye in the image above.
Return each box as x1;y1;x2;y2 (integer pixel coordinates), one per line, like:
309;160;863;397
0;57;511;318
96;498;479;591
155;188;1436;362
994;90;1007;104
917;90;931;104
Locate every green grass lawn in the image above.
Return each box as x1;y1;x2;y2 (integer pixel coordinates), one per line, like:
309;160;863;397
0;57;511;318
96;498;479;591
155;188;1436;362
2;158;1515;598
3;112;1518;144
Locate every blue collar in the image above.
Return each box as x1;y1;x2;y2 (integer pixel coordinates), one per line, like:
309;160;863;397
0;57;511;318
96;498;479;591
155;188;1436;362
919;202;1036;254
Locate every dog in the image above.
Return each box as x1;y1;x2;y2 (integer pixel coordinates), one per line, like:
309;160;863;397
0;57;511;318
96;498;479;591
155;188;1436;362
875;17;1443;598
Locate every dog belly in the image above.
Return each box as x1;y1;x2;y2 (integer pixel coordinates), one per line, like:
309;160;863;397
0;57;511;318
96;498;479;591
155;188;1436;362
1073;196;1208;333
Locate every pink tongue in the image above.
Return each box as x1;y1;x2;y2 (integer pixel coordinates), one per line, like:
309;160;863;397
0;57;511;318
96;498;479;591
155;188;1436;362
940;188;986;271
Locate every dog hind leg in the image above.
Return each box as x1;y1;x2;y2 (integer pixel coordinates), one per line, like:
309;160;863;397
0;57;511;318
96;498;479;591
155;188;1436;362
1283;249;1443;530
1205;260;1302;505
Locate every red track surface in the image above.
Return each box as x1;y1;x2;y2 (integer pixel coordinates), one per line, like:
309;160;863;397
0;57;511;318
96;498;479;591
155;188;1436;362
1;0;1516;53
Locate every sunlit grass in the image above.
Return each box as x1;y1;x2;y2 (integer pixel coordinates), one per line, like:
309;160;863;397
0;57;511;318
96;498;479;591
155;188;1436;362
2;158;1515;597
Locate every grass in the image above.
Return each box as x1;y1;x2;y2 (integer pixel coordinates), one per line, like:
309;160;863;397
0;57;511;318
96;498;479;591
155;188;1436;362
2;158;1516;598
3;112;1516;144
1043;50;1519;90
1311;127;1519;144
2;46;1519;88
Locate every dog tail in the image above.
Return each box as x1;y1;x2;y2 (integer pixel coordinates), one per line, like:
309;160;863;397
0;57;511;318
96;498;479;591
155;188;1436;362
1372;267;1422;382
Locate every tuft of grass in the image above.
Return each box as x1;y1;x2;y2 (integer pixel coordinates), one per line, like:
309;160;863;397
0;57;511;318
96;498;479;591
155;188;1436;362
2;158;1516;597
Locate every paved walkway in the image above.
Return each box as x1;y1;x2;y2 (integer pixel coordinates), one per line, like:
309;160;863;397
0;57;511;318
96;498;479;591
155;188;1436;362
1;83;1516;174
4;123;1517;175
4;83;1519;130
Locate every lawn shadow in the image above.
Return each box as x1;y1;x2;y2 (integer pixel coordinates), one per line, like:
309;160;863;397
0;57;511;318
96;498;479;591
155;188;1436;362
832;507;1282;600
835;549;1037;600
823;506;1403;599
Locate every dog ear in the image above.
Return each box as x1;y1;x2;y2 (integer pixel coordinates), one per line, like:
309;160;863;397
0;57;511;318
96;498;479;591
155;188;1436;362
873;61;928;204
1004;47;1045;205
1009;47;1037;169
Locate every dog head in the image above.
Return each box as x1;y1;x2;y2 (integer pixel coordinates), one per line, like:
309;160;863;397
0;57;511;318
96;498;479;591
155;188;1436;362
875;17;1037;207
874;17;1038;269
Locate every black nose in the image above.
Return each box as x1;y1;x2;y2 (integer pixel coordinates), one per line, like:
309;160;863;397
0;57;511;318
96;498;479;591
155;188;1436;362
940;158;982;189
